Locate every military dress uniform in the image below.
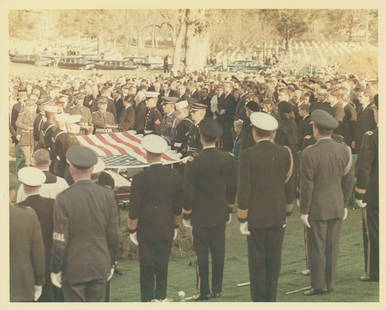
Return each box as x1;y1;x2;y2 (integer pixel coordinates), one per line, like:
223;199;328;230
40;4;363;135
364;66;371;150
237;112;295;302
118;105;135;131
355;128;379;281
161;111;176;145
92;110;116;133
51;146;120;302
16;109;35;166
300;110;355;295
144;107;162;135
134;100;147;134
129;135;183;302
172;117;194;156
183;118;237;300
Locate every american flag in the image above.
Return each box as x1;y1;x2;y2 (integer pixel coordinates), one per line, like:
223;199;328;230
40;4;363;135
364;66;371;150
76;131;182;168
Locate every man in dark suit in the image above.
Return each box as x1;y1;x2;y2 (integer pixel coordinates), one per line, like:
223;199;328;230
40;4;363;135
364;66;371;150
50;145;120;302
10;172;45;302
355;105;378;282
17;167;62;302
160;81;178;98
183;118;237;300
128;135;183;302
118;96;135;131
237;112;295;302
300;109;355;296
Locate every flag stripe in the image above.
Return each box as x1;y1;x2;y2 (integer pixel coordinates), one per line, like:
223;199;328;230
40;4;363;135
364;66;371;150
81;135;114;156
103;133;144;160
109;132;147;162
88;134;120;155
95;134;127;155
77;135;106;156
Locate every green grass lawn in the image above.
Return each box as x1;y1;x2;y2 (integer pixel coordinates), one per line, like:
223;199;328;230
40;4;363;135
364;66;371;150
110;206;379;302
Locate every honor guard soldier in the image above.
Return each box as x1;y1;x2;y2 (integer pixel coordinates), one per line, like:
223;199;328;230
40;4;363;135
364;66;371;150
39;105;57;150
10;173;46;302
16;148;69;203
118;96;135;132
182;118;237;301
17;167;61;301
33;97;50;148
237;112;295;302
50;145;120;302
300;109;355;296
92;97;117;133
186;101;207;158
128;135;183;302
355;105;378;282
172;100;194;157
160;96;178;144
144;92;163;135
67;92;93;135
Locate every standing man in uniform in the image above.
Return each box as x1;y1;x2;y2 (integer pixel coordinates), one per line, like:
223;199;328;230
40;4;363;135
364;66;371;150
172;100;193;157
160;97;178;145
50;145;120;302
300;109;355;296
355;105;379;282
92;98;117;133
67;92;93;135
186;102;207;158
183;118;237;300
144;92;163;135
128;135;183;302
237;112;295;302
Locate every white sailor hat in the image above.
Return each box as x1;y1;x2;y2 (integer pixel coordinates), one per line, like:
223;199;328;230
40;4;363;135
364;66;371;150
92;157;106;174
141;134;168;154
18;167;46;186
176;100;189;110
144;91;160;98
67;114;82;124
250;112;278;131
45;105;58;113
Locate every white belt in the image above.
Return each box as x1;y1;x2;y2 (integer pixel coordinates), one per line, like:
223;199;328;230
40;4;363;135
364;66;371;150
95;128;112;133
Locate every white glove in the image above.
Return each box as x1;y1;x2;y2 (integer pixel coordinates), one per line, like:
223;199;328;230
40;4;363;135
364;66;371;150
182;219;192;228
356;199;367;209
300;214;311;228
173;228;178;240
239;222;250;235
107;267;115;281
130;232;138;246
51;272;62;288
343;208;348;221
34;285;42;301
226;214;232;224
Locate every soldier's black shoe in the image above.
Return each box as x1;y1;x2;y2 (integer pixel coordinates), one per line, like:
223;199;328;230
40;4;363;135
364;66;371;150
303;288;327;296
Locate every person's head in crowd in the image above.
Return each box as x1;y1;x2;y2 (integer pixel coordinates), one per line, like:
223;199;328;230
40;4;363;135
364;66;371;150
162;82;170;92
25;99;36;114
245;100;260;117
74;93;86;107
215;85;224;97
161;97;177;115
223;82;233;95
145;92;159;109
278;101;295;120
97;98;108;113
250;112;278;142
175;100;189;120
170;80;178;91
29;94;39;105
190;102;207;124
278;87;290;102
311;109;338;140
128;85;137;96
292;90;302;104
233;88;241;101
100;87;110;97
357;88;372;107
66;145;97;181
9;173;18;203
141;134;167;164
186;81;196;93
32;88;41;98
262;98;275;115
316;88;329;103
36;97;49;113
153;82;161;93
299;103;310;118
177;84;186;96
18;167;46;197
32;148;51;171
199;118;223;147
201;87;209;99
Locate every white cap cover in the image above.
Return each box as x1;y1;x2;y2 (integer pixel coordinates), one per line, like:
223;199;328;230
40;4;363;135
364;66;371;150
141;134;168;154
250;112;278;131
92;157;106;174
176;100;189;110
18;167;46;186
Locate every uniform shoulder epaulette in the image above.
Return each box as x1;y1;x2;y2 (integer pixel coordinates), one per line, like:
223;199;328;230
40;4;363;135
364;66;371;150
365;130;374;136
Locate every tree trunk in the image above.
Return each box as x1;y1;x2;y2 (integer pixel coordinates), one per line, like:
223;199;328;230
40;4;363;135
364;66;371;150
185;9;210;72
172;11;187;73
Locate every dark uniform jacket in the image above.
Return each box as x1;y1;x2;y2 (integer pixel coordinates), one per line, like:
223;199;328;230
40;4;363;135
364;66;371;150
239;118;255;151
275;117;299;156
33;113;45;142
51;180;120;283
341;102;357;147
134;100;147;133
238;140;294;229
186;122;202;157
184;147;237;228
19;195;54;281
10;101;23;144
92;111;116;130
10;204;45;301
172;118;194;156
161;111;176;144
297;114;312;143
216;92;237;126
356;128;378;206
144;107;162;135
129;163;183;242
118;106;135;131
300;138;355;220
354;104;377;153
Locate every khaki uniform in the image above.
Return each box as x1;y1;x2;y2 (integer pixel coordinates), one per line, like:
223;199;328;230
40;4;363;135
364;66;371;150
15;111;35;165
92;111;116;133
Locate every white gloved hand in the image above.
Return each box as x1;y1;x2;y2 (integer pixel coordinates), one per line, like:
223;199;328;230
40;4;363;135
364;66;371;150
107;267;115;281
300;214;311;228
182;219;192;228
226;214;232;224
34;285;42;301
356;199;367;209
130;232;139;246
173;228;178;240
51;272;62;288
239;222;250;235
343;208;348;221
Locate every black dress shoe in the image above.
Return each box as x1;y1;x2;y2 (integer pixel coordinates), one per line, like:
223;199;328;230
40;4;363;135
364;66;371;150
211;292;222;299
304;288;327;296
